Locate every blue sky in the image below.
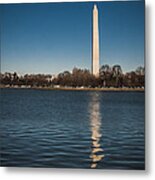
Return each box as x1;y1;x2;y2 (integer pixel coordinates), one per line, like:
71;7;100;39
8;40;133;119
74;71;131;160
0;1;145;75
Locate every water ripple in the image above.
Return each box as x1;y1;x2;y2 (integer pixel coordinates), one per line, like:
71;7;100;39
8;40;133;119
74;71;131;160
0;89;145;169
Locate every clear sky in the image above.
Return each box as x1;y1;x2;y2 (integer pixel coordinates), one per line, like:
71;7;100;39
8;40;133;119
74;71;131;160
0;1;145;75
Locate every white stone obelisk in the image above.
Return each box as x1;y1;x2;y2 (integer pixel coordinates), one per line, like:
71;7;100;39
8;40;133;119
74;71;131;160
92;4;99;77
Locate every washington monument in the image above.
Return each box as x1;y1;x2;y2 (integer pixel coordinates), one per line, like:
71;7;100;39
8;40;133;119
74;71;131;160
92;4;99;77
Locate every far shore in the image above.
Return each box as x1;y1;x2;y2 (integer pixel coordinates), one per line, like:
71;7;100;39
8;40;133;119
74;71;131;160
0;85;145;92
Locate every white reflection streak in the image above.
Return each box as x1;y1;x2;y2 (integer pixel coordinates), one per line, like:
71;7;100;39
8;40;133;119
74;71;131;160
89;92;104;168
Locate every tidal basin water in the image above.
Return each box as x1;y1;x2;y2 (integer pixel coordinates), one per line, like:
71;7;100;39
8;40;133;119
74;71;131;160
0;89;145;169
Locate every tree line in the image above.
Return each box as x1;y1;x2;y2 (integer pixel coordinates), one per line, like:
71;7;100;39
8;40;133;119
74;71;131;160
0;65;145;88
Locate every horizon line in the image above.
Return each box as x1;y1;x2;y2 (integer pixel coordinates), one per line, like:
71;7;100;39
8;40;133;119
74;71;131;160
1;65;145;76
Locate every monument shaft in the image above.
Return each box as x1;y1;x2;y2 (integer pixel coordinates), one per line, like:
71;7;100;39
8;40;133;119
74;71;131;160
92;5;99;76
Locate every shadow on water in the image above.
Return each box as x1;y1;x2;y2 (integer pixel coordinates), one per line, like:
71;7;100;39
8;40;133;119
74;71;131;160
89;92;104;169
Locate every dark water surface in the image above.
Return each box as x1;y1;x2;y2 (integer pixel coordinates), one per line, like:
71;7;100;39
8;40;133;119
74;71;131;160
0;88;145;169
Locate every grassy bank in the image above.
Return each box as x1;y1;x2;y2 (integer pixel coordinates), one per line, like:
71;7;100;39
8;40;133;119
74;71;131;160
0;85;144;92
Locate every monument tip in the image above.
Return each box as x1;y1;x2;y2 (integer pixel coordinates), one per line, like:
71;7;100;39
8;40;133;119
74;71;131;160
94;4;97;10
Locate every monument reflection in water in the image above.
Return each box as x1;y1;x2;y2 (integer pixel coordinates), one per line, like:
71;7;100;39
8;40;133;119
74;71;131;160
89;92;104;168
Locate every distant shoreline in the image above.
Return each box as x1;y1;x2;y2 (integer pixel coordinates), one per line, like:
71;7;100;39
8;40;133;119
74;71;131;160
0;85;144;92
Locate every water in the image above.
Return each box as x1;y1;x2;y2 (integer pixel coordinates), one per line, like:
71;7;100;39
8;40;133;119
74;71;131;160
0;88;145;169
